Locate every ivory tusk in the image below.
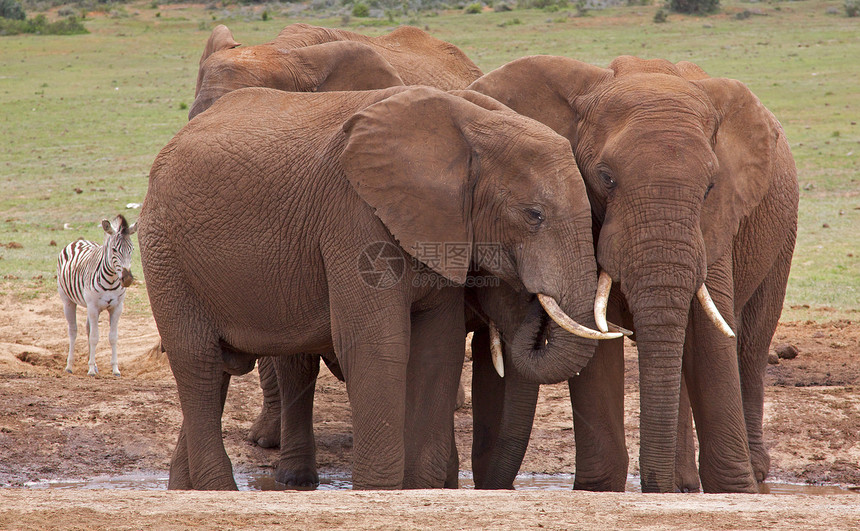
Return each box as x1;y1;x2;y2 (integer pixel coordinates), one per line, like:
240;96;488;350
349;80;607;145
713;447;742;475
489;321;504;378
696;284;736;338
537;294;623;340
606;321;633;337
594;271;612;333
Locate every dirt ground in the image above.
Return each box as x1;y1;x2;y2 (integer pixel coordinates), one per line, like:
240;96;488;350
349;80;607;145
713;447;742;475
0;292;858;529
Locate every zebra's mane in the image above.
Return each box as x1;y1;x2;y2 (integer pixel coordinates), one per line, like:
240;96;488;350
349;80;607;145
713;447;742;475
111;214;130;234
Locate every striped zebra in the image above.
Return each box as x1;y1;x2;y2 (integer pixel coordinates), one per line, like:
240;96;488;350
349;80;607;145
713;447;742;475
57;215;137;376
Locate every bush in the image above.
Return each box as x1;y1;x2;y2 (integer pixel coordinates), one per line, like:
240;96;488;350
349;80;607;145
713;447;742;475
0;0;26;20
464;2;482;12
846;0;859;17
517;0;567;9
351;1;369;15
0;13;88;34
653;7;667;21
669;0;718;15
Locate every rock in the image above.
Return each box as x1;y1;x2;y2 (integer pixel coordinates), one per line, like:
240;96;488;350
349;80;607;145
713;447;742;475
768;353;780;365
775;344;799;360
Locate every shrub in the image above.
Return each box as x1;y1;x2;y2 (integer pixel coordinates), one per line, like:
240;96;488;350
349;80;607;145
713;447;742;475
351;1;369;15
0;13;88;35
653;7;667;21
846;0;859;17
0;0;26;20
464;2;482;12
517;0;567;9
669;0;718;15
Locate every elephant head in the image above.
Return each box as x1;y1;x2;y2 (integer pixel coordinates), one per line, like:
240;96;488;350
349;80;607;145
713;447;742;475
469;55;783;491
189;25;404;120
340;87;621;384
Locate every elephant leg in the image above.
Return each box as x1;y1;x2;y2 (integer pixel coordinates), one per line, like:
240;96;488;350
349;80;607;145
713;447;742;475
331;292;411;490
445;427;459;489
168;420;193;490
737;242;793;483
272;353;322;488
471;327;539;489
675;374;701;492
570;333;627;491
403;287;465;488
168;337;236;490
247;357;282;448
683;259;757;493
471;328;506;487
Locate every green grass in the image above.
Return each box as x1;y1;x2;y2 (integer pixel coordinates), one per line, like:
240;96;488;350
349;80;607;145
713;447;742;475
1;0;857;322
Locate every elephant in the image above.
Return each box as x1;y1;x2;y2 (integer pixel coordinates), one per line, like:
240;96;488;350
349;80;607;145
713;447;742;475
189;23;483;119
138;85;619;490
465;55;798;493
186;22;485;456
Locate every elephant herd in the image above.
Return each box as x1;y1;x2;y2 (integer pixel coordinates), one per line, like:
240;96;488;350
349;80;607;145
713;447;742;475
136;22;798;493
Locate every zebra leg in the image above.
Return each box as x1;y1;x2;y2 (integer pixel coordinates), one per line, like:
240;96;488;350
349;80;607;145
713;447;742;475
86;305;100;376
108;300;123;377
61;294;77;374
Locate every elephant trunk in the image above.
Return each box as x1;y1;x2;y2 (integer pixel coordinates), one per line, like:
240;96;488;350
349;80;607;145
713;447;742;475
508;262;601;385
619;238;702;493
629;315;690;493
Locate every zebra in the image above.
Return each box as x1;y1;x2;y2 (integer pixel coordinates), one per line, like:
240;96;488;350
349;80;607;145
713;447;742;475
57;215;137;377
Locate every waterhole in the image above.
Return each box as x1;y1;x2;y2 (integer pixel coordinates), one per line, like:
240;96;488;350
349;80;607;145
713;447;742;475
20;471;859;495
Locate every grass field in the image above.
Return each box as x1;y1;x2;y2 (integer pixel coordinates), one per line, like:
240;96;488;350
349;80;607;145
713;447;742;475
0;0;857;321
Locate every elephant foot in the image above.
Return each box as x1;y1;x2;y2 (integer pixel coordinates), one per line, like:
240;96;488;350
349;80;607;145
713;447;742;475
573;474;627;492
246;405;281;448
749;443;771;483
674;476;701;493
573;461;628;492
674;463;701;493
274;464;319;490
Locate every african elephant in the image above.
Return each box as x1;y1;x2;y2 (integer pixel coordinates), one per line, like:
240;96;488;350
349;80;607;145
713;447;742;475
467;55;798;493
186;23;485;458
138;85;616;490
189;23;482;119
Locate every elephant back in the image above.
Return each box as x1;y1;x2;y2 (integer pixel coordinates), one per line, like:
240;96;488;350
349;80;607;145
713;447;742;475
274;23;482;90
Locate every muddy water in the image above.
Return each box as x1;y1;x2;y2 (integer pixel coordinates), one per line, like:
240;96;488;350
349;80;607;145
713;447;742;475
21;471;859;495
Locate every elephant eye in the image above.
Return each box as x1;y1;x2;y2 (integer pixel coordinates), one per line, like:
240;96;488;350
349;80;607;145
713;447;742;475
525;207;545;226
704;183;714;200
599;170;617;189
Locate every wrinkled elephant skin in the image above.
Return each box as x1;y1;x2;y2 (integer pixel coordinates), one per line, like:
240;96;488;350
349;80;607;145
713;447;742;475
139;86;603;490
468;55;798;493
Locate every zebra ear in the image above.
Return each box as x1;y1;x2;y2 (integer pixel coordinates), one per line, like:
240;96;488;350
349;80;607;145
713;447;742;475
127;222;137;235
101;219;115;235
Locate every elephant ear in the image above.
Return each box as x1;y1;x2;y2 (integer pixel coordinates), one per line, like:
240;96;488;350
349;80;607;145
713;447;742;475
196;25;241;97
291;41;404;92
341;87;484;284
468;56;611;141
694;77;779;266
447;89;515;114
